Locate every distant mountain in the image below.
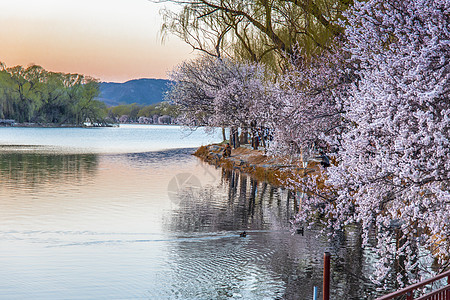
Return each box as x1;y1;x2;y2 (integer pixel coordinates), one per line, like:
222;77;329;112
98;78;171;106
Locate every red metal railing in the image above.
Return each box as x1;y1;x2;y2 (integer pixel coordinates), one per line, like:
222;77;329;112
376;270;450;300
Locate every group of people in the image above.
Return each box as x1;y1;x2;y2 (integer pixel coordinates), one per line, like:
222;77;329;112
222;141;330;168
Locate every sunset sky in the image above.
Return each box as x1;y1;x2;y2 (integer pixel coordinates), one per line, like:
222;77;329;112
0;0;195;82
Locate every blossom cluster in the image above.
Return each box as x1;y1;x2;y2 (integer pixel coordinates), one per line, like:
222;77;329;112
293;0;450;287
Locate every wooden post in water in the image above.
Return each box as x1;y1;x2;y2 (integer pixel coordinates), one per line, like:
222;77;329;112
323;252;331;300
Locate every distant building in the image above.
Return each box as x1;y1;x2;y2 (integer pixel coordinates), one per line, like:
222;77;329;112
0;119;15;126
158;115;172;125
118;115;129;123
117;114;175;125
138;116;151;124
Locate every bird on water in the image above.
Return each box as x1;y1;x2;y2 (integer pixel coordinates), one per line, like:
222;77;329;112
239;231;247;237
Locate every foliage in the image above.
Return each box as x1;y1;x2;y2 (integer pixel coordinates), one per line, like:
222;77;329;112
110;103;142;120
0;64;106;125
160;0;351;71
291;0;450;288
269;44;353;156
166;55;277;131
108;102;179;121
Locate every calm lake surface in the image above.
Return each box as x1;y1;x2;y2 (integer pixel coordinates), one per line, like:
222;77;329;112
0;125;378;299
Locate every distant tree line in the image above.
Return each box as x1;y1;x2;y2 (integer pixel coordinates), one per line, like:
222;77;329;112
0;63;180;126
108;102;179;124
0;63;107;125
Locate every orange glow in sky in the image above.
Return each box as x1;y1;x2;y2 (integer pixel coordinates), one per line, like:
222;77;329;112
0;0;195;82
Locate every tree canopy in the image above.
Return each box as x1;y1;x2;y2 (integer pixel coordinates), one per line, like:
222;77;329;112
0;64;107;125
160;0;352;71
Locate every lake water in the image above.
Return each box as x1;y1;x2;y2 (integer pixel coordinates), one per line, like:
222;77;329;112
0;124;221;154
0;125;379;299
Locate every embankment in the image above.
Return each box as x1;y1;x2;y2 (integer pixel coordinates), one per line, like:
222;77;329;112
193;144;318;187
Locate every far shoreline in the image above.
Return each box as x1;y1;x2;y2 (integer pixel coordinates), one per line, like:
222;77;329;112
0;122;183;128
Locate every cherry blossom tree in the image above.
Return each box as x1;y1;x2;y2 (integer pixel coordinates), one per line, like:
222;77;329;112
166;56;223;128
167;55;278;144
268;45;352;157
293;0;450;288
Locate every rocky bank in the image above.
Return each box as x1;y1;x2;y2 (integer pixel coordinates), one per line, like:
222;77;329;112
193;144;319;187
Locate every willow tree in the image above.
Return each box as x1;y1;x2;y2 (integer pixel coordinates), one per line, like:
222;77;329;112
0;63;106;125
159;0;352;70
7;65;46;123
71;78;106;125
0;65;14;119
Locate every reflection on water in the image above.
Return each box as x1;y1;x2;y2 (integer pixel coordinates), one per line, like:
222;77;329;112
166;169;294;232
0;149;381;299
165;167;379;299
0;152;98;187
0;125;223;154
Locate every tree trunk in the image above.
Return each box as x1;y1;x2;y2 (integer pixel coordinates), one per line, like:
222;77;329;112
230;126;240;148
230;126;235;148
222;127;227;142
240;127;248;144
234;127;240;148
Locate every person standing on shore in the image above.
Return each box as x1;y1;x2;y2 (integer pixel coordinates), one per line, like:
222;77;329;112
223;143;232;157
